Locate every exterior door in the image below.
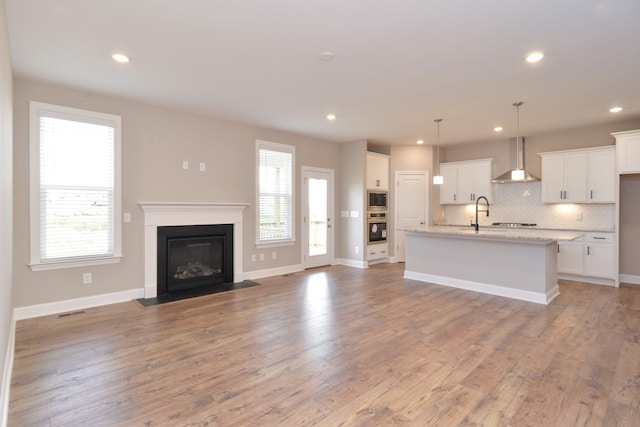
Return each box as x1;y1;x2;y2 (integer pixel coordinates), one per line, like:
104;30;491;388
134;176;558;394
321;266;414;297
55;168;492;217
395;172;429;262
302;167;334;268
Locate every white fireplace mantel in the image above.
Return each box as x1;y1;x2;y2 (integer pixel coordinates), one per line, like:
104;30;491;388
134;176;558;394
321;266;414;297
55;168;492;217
139;202;249;298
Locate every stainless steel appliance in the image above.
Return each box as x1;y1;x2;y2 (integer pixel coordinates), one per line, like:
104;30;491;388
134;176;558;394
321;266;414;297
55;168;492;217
367;212;387;244
367;190;388;211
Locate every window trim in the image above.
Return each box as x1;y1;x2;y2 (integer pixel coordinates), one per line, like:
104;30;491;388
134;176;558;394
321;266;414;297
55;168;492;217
255;139;295;248
29;101;123;271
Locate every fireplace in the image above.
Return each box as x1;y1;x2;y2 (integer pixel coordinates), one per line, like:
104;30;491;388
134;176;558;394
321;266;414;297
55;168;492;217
157;224;233;295
139;203;248;299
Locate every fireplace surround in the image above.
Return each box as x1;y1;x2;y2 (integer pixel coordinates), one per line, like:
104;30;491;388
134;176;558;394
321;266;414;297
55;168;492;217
139;203;248;299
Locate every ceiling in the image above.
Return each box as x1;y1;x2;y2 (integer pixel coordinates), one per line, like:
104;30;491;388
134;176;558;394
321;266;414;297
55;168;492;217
5;0;640;146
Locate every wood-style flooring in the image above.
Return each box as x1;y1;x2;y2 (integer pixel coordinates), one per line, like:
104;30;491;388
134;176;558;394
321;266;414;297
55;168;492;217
8;263;640;426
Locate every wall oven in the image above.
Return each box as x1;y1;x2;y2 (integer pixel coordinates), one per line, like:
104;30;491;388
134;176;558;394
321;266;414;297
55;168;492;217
367;212;387;244
367;190;388;211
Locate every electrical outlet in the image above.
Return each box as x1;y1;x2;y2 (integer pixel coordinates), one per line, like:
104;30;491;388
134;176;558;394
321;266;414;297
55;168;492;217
123;212;131;223
251;254;256;262
355;246;359;254
259;253;264;261
82;273;92;284
199;162;206;172
182;160;189;169
272;251;277;260
576;212;583;221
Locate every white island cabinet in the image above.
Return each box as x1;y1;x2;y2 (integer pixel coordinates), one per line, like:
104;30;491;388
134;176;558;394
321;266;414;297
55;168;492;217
404;228;582;305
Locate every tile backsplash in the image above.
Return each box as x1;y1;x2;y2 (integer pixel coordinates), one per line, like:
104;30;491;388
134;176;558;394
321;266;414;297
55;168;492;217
442;181;615;229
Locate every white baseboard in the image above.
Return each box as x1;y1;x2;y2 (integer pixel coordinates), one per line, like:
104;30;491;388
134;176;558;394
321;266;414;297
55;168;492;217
14;288;145;321
1;312;15;427
620;274;640;285
333;258;368;269
243;264;304;281
404;270;559;305
558;273;616;287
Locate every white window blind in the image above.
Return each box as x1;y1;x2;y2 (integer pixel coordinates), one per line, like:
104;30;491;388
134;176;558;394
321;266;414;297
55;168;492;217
257;140;294;244
30;102;122;269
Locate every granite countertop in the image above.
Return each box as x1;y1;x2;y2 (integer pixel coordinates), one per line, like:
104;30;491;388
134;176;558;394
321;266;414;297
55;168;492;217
432;223;615;233
406;226;584;242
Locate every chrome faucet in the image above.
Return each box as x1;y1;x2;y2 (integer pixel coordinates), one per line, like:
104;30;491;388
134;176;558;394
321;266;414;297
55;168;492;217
474;196;490;232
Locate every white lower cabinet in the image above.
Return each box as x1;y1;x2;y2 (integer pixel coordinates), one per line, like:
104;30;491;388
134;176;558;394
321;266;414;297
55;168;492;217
585;235;615;279
367;243;388;261
558;239;584;275
558;232;616;283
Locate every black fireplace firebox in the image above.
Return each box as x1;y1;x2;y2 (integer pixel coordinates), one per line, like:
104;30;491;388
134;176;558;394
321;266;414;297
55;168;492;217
157;224;234;295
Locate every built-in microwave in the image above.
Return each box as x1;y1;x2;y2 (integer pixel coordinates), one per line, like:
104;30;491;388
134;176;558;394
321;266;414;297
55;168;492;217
367;190;388;211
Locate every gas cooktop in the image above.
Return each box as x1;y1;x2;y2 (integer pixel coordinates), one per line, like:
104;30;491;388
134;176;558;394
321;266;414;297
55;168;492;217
491;222;537;227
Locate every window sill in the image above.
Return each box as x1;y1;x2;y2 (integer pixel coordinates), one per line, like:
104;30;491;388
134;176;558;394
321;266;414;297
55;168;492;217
255;240;296;249
29;255;123;272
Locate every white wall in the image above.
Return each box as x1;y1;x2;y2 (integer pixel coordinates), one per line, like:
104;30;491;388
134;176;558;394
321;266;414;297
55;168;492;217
12;77;342;308
0;0;14;423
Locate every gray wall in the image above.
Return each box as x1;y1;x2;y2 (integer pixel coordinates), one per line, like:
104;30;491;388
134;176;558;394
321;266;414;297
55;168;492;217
339;140;366;262
442;118;640;278
12;77;342;307
0;0;13;419
620;174;640;277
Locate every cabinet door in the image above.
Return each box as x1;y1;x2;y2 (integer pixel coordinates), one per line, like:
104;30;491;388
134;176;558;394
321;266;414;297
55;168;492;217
563;153;587;202
439;164;458;204
585;243;614;278
473;161;493;202
457;163;477;202
541;155;565;203
367;153;389;189
617;133;640;174
588;149;615;202
558;241;584;275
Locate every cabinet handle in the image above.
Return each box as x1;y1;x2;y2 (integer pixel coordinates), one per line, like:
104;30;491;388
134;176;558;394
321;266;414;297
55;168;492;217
454;194;456;201
590;190;593;199
557;245;560;253
593;237;606;240
376;179;380;187
560;190;563;200
587;246;590;255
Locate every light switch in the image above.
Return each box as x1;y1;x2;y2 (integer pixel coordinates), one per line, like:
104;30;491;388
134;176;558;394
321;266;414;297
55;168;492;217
199;162;206;172
182;161;189;169
123;212;131;223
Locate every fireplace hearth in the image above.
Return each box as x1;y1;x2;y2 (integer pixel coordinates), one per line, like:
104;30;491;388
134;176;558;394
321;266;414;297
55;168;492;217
157;224;233;296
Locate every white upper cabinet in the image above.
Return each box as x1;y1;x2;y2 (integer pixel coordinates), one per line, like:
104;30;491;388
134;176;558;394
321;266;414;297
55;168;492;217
540;146;615;204
439;163;458;204
366;152;390;190
613;129;640;174
588;147;616;202
439;159;493;205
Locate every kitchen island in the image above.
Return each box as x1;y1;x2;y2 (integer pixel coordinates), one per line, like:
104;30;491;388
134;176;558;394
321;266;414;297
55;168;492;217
404;227;582;304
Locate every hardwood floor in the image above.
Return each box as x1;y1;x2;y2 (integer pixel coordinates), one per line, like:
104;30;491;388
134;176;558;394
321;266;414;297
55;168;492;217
8;263;640;426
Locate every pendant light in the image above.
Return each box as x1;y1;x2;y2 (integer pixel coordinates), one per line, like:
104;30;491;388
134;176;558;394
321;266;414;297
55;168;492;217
511;102;525;181
433;118;444;185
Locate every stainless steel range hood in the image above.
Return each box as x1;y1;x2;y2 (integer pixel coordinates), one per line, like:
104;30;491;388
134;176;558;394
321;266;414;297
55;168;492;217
492;137;540;183
492;101;540;184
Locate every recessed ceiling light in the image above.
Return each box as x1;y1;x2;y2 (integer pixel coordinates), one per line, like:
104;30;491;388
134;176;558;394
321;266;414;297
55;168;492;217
417;139;424;145
609;106;623;113
326;114;336;121
112;53;130;63
526;51;544;63
494;126;503;132
319;52;335;62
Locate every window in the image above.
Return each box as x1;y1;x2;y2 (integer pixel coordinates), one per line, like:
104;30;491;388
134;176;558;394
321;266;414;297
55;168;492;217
256;140;295;246
29;102;122;270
